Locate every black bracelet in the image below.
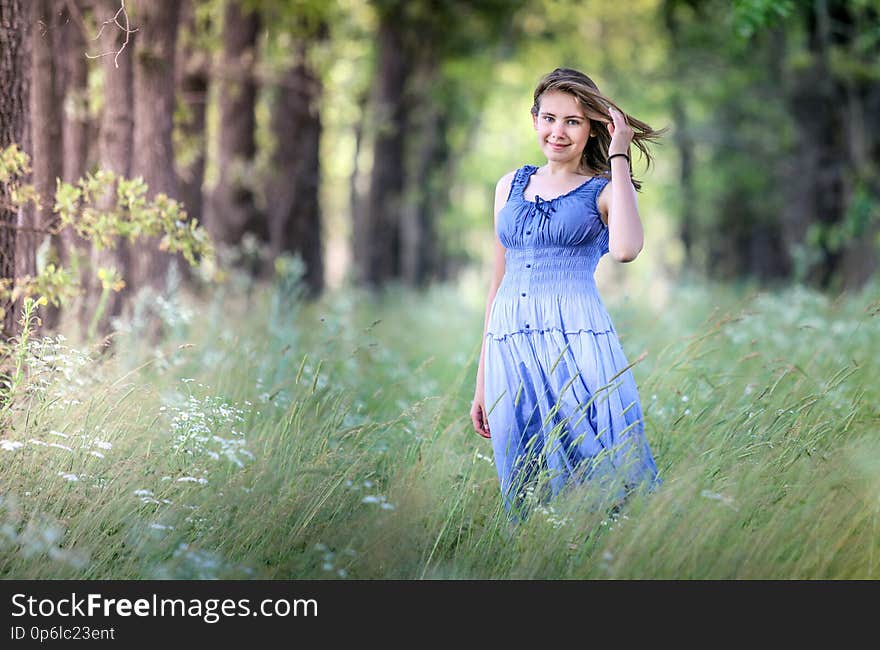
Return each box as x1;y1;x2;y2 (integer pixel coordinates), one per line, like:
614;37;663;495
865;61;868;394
608;153;630;166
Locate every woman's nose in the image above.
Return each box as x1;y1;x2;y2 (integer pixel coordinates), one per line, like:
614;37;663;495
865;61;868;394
552;122;566;137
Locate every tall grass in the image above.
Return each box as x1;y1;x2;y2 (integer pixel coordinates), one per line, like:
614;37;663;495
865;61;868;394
1;260;877;579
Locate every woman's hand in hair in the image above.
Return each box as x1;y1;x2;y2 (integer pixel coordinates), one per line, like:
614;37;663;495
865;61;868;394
605;106;634;156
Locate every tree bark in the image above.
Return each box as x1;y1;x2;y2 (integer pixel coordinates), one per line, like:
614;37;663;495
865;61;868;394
57;1;91;186
87;0;135;336
661;1;696;266
401;56;446;288
0;0;31;337
784;0;848;290
349;88;368;286
356;9;411;288
835;2;880;290
266;40;324;297
31;0;64;328
130;0;181;290
52;0;92;330
208;0;262;248
175;0;208;231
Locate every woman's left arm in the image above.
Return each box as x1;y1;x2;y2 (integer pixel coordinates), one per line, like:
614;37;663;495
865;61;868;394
601;107;644;263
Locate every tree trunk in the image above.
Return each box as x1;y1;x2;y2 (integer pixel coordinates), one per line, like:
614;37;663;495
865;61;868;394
669;93;695;265
175;0;209;230
835;2;880;290
266;40;324;297
208;0;262;248
349;88;368;286
839;80;880;290
85;0;136;337
0;0;31;337
357;10;411;288
31;0;63;328
784;0;848;290
58;1;91;185
401;56;446;288
130;0;181;290
53;0;92;330
661;2;696;267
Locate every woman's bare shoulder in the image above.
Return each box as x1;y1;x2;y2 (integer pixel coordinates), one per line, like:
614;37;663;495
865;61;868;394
493;169;519;216
496;169;518;191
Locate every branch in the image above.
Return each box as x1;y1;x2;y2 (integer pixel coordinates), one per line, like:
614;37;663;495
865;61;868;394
85;0;139;69
63;0;91;40
0;217;64;236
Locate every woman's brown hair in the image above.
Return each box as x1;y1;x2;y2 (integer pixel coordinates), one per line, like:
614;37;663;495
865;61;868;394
531;68;669;192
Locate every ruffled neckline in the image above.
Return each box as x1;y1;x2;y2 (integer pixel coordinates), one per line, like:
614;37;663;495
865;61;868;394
519;165;603;204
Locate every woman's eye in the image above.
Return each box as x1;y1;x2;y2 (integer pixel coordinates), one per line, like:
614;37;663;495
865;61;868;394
543;116;553;122
567;120;580;126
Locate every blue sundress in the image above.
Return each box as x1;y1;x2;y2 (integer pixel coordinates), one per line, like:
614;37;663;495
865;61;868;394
484;164;661;519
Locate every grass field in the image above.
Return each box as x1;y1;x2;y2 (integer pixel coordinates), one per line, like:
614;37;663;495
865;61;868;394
1;260;878;579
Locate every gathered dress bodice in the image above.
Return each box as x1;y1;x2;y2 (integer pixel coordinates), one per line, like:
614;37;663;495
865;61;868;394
487;164;615;341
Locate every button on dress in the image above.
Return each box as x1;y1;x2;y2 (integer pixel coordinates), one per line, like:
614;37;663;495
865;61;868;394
484;164;661;518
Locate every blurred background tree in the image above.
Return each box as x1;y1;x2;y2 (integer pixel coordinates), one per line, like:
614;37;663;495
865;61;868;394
0;0;877;340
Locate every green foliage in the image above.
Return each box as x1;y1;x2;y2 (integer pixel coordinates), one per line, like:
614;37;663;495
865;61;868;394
804;178;880;254
0;144;215;314
172;97;206;176
0;144;31;185
0;297;44;413
731;0;796;38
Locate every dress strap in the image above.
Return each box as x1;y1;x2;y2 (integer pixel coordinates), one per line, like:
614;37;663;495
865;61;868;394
504;165;529;202
514;165;537;187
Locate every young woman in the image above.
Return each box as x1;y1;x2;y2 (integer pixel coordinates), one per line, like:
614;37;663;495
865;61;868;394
470;68;668;520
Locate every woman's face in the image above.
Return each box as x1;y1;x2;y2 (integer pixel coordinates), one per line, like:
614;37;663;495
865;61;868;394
532;90;592;167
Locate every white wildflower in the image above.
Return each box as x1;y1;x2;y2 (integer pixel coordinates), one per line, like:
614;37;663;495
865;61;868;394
700;489;737;509
177;476;209;485
362;494;395;510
